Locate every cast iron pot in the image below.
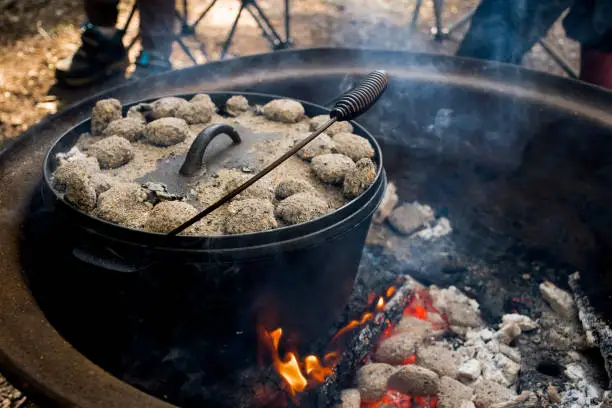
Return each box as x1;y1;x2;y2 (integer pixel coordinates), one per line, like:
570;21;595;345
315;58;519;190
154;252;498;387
41;91;386;386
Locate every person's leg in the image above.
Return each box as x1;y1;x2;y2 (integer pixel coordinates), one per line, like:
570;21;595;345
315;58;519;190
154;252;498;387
55;0;128;87
133;0;176;77
457;0;572;65
563;0;612;89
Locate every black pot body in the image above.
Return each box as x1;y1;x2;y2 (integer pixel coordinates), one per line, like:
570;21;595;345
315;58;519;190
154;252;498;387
41;92;386;385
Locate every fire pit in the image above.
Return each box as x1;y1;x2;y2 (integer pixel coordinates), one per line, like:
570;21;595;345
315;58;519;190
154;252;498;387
2;48;612;408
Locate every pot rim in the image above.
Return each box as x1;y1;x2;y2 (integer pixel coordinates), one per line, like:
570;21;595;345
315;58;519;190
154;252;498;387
43;91;384;245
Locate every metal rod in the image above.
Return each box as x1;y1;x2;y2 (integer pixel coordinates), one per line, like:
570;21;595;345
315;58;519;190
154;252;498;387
538;38;579;79
183;0;189;22
168;118;337;236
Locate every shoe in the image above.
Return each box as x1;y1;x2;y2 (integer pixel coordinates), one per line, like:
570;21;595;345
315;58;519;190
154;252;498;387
55;23;129;88
131;50;173;80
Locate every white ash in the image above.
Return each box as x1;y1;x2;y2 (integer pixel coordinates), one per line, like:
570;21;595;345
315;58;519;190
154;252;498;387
554;363;604;407
500;314;538;332
387;201;435;235
416;216;453;240
429;285;482;328
334;389;360;408
458;359;482;383
539;280;576;319
372;181;398;224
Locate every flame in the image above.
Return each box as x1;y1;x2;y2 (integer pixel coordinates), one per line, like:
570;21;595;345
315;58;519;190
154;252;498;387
261;328;308;396
329;312;373;344
304;355;333;382
259;285;403;399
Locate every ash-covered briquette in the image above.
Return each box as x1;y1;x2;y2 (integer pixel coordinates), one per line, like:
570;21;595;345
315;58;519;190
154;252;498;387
332;132;375;162
275;192;329;225
143;117;190;146
226;95;249;116
64;170;97;211
190;93;217;112
262;98;305;123
91;98;122;135
274;177;315;200
224;199;277;234
311;154;356;184
144;201;198;233
87;135;134;169
343;158;377;199
102;117;145;142
309;115;354;136
94;183;151;228
175;101;214;125
297;132;335;161
149;97;189;120
53;156;100;191
223;170;274;201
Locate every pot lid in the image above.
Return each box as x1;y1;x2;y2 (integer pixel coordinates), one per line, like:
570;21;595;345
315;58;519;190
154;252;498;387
135;121;286;199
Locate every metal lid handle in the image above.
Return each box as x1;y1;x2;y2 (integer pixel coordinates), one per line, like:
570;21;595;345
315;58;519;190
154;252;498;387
179;123;242;176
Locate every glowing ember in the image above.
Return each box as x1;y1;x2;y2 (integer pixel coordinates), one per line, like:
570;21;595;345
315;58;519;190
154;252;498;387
362;390;439;408
258;284;437;401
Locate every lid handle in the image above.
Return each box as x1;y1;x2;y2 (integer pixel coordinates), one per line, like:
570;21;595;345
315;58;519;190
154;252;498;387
179;123;242;176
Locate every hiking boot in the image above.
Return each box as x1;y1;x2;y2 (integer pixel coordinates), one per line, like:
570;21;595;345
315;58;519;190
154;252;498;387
131;50;173;80
55;23;129;87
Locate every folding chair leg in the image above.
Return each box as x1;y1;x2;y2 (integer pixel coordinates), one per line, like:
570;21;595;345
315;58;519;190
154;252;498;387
246;3;283;48
431;0;449;41
220;3;246;59
410;0;424;31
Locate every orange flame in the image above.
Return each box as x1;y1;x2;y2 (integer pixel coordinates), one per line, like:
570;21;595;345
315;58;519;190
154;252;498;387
329;312;373;344
259;285;405;399
261;328;308;395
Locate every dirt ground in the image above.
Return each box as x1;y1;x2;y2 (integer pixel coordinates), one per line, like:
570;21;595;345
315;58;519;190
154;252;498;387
0;0;579;406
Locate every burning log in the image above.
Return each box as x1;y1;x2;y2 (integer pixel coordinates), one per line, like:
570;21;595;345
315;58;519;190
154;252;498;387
568;272;612;387
302;277;416;408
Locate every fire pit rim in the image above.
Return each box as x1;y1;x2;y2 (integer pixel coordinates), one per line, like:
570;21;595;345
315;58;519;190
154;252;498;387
3;47;612;408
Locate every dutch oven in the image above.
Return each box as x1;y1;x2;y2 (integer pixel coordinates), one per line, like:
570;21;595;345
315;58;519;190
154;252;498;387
40;91;386;380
